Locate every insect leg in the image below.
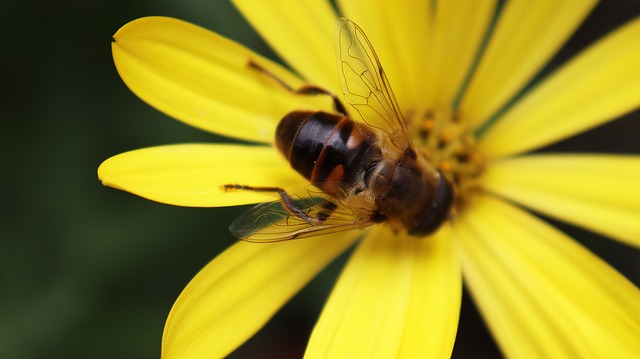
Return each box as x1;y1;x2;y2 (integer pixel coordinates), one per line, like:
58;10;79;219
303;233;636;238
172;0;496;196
247;60;348;115
222;183;322;224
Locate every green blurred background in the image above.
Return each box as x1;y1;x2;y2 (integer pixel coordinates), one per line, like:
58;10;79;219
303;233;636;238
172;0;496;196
2;1;639;358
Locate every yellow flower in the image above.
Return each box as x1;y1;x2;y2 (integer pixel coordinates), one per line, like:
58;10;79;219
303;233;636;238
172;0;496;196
99;1;640;358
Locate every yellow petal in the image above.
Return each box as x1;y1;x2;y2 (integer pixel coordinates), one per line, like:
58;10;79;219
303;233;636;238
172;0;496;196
397;226;462;358
336;0;432;111
306;226;462;358
112;17;328;144
232;0;340;92
460;0;596;128
162;232;358;359
479;17;640;158
427;0;497;110
98;144;306;207
455;195;640;358
482;154;640;248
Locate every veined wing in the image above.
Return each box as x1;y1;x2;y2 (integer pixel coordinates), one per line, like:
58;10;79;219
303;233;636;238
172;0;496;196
229;186;376;242
335;18;413;151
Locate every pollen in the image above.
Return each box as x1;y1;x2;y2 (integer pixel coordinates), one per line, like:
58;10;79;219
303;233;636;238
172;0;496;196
415;108;485;210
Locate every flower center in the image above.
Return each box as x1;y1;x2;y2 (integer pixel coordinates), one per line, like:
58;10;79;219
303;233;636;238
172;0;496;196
412;108;485;212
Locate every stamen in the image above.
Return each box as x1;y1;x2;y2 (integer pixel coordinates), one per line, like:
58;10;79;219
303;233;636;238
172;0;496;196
415;108;484;211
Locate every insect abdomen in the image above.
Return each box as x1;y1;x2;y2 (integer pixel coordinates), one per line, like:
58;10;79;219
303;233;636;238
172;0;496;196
275;111;378;197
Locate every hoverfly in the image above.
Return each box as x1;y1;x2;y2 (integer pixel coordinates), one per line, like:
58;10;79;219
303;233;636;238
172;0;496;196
224;18;454;242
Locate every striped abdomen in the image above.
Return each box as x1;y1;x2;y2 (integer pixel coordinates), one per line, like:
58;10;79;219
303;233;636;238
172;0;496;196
275;111;379;198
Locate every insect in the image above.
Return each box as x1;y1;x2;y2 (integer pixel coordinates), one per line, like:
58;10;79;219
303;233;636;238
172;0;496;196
224;18;454;242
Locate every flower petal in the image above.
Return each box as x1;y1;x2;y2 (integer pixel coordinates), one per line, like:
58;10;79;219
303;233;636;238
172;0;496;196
162;232;358;359
478;17;640;158
232;0;340;92
460;0;596;128
482;154;640;248
306;226;462;358
336;0;432;111
426;0;497;109
98;144;306;207
455;195;640;358
112;17;328;144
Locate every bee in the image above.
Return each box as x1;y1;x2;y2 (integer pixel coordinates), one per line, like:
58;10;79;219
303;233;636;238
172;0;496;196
224;18;454;242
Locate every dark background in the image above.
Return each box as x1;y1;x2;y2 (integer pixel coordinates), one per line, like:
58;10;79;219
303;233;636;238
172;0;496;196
2;1;639;358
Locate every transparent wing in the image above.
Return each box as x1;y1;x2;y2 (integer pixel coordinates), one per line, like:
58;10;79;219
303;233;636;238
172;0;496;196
335;18;413;151
229;186;375;242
